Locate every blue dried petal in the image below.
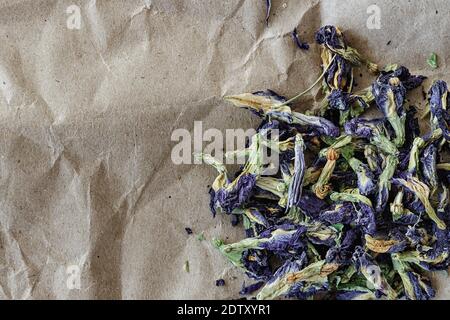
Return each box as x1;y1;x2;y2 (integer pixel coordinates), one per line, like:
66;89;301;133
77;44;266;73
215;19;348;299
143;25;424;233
266;253;308;285
352;246;396;299
394;212;420;225
344;117;385;138
239;281;265;295
242;249;272;280
259;225;307;252
214;173;257;214
405;227;427;246
291;112;340;137
287;280;329;300
215;279;226;286
324;56;353;91
326;229;359;265
292;28;310;50
297;190;328;219
428;80;450;140
265;0;271;27
209;188;218;217
341;228;360;248
372;66;424;146
254;89;287;103
406;271;435;300
420;143;438;190
349;158;376;195
315;25;345;49
319;203;355;225
355;203;377;235
328;89;352;111
387;228;409;253
336;290;375;300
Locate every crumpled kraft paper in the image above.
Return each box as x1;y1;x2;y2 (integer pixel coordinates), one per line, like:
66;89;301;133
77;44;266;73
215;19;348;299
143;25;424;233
0;0;448;299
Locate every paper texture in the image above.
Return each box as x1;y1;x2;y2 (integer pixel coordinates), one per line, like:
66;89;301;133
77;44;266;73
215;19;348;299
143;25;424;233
0;0;448;299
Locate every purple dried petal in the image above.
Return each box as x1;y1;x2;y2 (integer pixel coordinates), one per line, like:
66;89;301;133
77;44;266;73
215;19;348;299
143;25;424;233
428;80;450;140
215;279;226;287
265;0;271;27
239;281;265;295
315;25;345;49
214;173;257;214
292;28;310;50
319;203;355;224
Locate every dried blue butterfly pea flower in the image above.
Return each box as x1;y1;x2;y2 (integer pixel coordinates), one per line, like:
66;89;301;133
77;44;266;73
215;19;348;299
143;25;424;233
213;238;272;280
406;271;435;300
392;256;435;300
239;207;270;228
328;89;352;111
256;254;307;300
225;91;340;137
290;112;340;137
287;280;330;300
344;117;398;156
348;157;376;195
202;24;447;301
375;155;398;214
352;246;397;299
315;25;378;72
405;226;429;246
390;189;420;225
393;177;446;230
420;143;438;192
326;229;359;266
372;80;405;146
372;66;426;146
303;221;341;246
324;57;353;92
257;258;336;300
315;25;345;49
242;249;273;280
364;145;383;174
214;173;257;214
258;224;308;252
355;203;377;236
428;80;450;141
329;191;377;235
344;117;384;138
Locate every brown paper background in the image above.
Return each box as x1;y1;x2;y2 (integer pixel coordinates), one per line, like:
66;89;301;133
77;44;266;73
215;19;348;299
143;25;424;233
0;0;448;299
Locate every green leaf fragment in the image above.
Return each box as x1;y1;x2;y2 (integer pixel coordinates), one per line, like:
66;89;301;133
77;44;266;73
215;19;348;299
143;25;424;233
427;52;438;69
197;233;206;241
184;260;190;273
